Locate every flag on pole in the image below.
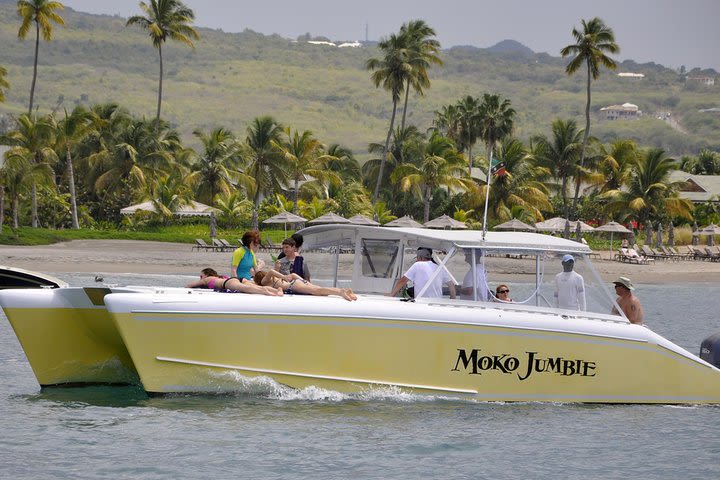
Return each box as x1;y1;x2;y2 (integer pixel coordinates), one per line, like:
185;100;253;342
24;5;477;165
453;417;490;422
490;158;507;177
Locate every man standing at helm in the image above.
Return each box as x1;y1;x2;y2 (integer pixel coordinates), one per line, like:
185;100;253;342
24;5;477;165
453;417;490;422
554;254;586;311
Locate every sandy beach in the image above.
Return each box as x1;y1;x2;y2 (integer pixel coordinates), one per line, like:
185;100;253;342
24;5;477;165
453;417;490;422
1;239;719;285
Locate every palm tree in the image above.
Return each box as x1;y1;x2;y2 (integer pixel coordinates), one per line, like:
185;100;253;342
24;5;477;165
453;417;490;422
3;113;57;227
602;148;693;225
17;0;65;115
51;107;96;229
455;96;482;176
0;154;35;228
531;119;584;219
681;149;720;175
397;20;442;133
126;0;199;123
366;32;412;204
0;65;9;103
391;132;470;222
560;17;619;218
471;138;551;222
477;93;516;237
243;116;287;229
273;128;339;213
187;127;247;207
591;139;638;194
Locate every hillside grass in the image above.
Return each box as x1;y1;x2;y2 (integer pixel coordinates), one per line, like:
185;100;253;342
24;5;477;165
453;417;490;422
1;3;718;159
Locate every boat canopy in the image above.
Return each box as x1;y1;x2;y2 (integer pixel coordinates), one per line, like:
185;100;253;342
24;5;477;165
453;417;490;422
298;225;593;255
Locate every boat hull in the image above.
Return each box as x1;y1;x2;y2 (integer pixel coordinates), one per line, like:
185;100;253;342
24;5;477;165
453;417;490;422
105;292;720;403
1;288;139;386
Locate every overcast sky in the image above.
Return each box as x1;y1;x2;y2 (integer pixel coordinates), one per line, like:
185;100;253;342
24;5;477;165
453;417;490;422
61;0;719;71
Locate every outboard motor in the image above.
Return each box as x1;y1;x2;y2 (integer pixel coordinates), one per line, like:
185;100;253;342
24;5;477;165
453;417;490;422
700;332;720;368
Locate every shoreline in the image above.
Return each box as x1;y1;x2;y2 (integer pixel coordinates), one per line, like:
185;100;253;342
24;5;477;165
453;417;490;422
1;239;718;285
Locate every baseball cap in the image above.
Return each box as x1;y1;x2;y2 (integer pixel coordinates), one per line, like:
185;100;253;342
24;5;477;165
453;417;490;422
613;276;634;291
562;254;575;263
416;248;433;259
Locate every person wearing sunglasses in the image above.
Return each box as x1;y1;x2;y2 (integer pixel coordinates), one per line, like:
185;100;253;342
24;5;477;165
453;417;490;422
495;284;513;302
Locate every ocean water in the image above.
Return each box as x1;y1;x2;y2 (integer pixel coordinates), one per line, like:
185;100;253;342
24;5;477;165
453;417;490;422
1;274;720;479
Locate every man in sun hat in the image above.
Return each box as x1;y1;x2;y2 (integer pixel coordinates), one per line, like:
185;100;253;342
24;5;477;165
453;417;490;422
389;247;456;299
611;276;644;325
554;254;586;311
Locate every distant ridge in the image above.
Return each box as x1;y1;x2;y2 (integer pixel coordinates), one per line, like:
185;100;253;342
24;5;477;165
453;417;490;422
486;39;535;56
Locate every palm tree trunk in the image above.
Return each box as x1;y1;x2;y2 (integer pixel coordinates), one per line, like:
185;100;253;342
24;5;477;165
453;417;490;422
252;188;261;230
571;63;592;220
28;21;40;115
373;100;398;204
156;44;164;124
66;146;79;229
423;187;431;222
400;81;410;133
31;182;38;228
0;185;4;234
13;197;19;228
293;177;300;213
467;144;473;177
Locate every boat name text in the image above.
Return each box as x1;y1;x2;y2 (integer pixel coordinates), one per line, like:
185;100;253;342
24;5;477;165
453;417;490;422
452;349;596;381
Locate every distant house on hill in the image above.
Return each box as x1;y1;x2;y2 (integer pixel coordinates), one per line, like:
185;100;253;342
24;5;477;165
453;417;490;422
600;102;642;120
686;76;716;86
338;41;362;48
617;72;645;79
668;171;720;203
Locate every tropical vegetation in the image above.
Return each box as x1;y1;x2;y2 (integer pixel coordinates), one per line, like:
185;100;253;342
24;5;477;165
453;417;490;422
0;6;718;245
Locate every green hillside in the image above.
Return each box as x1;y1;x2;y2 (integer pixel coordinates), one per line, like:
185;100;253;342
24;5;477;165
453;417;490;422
0;1;718;159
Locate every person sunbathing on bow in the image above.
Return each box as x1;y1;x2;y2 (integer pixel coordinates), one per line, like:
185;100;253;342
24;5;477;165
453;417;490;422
187;267;282;296
253;269;357;301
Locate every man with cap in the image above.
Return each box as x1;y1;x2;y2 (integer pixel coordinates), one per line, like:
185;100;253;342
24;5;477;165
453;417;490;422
554;254;586;311
389;248;456;299
611;276;644;325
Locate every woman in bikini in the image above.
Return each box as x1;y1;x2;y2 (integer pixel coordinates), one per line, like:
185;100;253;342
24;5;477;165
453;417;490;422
187;268;282;296
253;270;357;301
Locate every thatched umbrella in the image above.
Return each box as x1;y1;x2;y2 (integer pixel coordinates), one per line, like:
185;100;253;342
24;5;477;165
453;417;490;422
594;221;631;253
348;214;380;226
655;222;663;248
575;221;582;242
209;212;217;239
308;212;351;225
263;211;308;235
384;215;425;228
494;218;537;232
692;221;699;246
645;221;654;246
668;222;675;247
424;214;468;230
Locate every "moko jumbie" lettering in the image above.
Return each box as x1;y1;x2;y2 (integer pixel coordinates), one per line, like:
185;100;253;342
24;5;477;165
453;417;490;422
452;349;596;381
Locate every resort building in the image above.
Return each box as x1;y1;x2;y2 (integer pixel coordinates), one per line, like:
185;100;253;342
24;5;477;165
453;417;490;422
686;76;716;86
600;103;642;120
617;72;645;79
669;171;720;204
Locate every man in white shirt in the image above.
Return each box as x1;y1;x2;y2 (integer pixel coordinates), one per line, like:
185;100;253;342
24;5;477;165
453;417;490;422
389;248;456;299
554;254;586;310
460;249;488;301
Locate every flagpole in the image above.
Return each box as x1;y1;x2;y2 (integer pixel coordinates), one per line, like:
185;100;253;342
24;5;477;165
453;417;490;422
481;147;494;241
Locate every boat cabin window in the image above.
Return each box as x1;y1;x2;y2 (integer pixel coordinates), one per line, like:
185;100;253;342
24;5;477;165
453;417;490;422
360;239;401;279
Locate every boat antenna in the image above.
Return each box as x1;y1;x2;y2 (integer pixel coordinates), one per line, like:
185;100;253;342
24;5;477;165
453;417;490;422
481;150;496;241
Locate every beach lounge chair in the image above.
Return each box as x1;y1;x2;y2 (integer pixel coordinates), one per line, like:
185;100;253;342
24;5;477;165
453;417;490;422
669;246;691;260
192;238;215;251
219;239;235;251
705;246;720;262
641;245;660;260
660;246;681;261
692;246;711;260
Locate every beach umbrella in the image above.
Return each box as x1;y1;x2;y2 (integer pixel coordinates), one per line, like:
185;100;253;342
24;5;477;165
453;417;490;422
308;212;351;225
655;222;663;248
575;221;582;242
594;221;631;253
692;221;699;246
120;200;218;217
698;224;720;246
424;214;467;230
564;219;571;239
493;218;536;232
348;214;380;226
535;217;568;233
384;215;425;228
645;221;654;246
263;211;307;235
668;222;675;247
209;212;217;239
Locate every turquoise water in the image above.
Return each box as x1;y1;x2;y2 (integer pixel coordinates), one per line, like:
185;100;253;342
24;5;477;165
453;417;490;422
2;274;720;479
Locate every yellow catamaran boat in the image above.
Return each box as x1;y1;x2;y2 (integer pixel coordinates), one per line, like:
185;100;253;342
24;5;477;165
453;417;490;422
3;226;720;403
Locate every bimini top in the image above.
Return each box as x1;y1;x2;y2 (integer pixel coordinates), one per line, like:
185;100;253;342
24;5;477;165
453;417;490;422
297;225;593;255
